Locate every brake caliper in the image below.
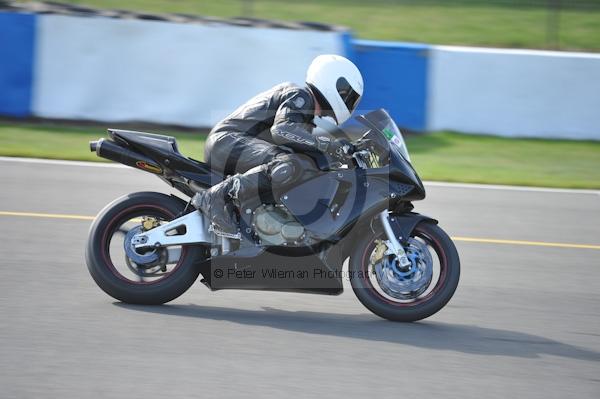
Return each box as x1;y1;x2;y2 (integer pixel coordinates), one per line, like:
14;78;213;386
372;239;388;265
141;216;160;232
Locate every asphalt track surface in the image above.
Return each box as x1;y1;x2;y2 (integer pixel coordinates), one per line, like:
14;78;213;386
1;157;599;398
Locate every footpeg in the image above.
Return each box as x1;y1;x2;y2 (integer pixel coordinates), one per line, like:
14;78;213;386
209;224;241;240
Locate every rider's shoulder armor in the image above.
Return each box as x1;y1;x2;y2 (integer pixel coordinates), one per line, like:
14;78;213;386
211;82;315;138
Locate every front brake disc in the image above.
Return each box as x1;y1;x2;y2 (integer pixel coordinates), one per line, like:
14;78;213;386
374;237;433;300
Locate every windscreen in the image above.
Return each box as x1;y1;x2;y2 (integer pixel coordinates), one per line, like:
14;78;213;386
356;109;411;162
380;118;411;162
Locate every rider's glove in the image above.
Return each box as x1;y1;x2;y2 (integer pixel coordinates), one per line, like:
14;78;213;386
356;137;388;157
327;138;355;161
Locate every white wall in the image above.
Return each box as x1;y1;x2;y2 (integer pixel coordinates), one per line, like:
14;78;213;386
428;46;600;140
33;15;345;127
30;15;600;140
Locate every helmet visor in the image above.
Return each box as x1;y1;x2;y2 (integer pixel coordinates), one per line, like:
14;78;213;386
336;77;361;113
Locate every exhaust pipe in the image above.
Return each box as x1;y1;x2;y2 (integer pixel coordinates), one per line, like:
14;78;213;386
89;138;164;174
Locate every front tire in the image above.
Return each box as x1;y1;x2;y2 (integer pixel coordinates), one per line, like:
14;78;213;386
350;222;460;322
86;192;205;304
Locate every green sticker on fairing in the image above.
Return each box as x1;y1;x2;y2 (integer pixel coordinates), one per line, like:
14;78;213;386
382;128;395;140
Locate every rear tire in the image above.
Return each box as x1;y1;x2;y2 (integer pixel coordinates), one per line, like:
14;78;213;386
85;192;205;304
349;222;460;322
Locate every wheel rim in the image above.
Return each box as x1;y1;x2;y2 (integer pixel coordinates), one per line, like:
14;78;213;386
360;227;448;307
100;205;188;285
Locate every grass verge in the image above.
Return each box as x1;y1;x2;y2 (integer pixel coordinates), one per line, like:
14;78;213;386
405;132;600;189
1;122;598;189
0;123;206;163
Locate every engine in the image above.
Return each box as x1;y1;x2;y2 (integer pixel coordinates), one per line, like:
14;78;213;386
252;204;305;246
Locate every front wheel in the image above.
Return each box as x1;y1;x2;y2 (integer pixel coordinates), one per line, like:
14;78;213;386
85;192;206;304
349;222;460;322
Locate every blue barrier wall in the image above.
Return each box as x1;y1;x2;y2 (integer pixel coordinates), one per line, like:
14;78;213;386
353;40;429;131
0;12;36;117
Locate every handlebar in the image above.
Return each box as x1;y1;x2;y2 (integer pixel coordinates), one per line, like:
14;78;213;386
352;149;371;158
351;149;372;169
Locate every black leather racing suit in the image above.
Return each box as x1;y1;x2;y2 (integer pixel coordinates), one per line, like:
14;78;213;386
196;82;328;233
205;82;326;177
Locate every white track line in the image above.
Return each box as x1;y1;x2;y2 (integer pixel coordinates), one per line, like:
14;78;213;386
1;156;598;195
0;156;124;168
424;181;600;195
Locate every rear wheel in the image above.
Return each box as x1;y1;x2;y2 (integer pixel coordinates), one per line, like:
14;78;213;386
350;222;460;322
85;192;206;304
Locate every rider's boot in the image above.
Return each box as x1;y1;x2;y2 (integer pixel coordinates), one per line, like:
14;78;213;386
191;165;271;235
191;179;239;235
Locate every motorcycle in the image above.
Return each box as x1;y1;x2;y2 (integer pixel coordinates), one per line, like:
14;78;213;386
86;109;460;322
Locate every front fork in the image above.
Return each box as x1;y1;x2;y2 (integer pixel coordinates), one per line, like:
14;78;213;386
379;210;411;268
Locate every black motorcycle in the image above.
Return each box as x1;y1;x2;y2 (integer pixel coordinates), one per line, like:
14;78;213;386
86;109;460;322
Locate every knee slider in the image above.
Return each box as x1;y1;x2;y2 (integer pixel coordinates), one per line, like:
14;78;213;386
270;159;299;187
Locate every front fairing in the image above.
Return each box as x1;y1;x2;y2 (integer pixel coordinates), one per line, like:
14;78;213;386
277;110;426;242
355;109;425;198
389;150;425;200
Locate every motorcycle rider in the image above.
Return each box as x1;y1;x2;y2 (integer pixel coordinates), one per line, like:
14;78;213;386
192;54;364;235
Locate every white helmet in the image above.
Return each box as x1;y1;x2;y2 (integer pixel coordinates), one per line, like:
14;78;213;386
306;54;364;125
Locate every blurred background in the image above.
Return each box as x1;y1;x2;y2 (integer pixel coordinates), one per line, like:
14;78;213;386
0;0;599;187
1;3;600;399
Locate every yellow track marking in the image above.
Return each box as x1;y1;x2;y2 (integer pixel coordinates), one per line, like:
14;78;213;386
451;236;600;250
0;211;95;221
0;211;598;250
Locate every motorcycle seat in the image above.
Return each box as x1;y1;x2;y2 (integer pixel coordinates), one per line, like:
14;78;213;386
108;129;182;155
